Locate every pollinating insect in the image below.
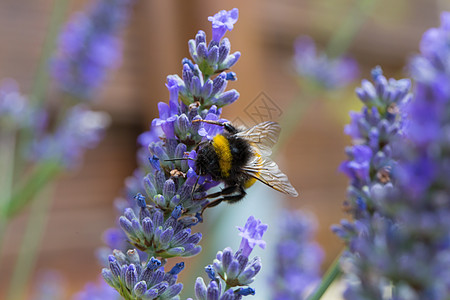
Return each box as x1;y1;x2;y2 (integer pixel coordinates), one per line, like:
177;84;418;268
192;120;298;214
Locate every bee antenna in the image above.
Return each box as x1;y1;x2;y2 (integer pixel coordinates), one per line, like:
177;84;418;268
164;158;189;162
192;119;226;127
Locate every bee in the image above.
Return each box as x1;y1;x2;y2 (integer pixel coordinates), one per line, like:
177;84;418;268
193;120;298;213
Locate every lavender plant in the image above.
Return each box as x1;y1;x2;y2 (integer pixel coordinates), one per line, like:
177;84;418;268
339;12;450;299
188;216;267;300
270;211;324;300
1;1;136;299
51;0;135;100
335;66;411;224
1;0;135;219
99;8;269;300
331;66;411;300
294;35;359;90
321;11;450;300
73;276;121;300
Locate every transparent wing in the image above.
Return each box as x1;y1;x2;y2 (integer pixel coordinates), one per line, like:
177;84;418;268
242;154;298;197
235;121;281;156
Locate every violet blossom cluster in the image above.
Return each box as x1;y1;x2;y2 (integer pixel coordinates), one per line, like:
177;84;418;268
270;211;324;300
332;66;412;298
51;0;135;100
187;216;267;300
1;0;135;174
30;104;110;168
337;66;411;221
294;35;359;90
336;12;450;300
98;8;263;300
0;79;41;131
0;0;132;221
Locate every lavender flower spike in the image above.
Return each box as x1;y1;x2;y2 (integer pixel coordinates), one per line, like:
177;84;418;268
337;66;411;219
0;79;39;130
73;276;120;300
337;12;450;300
118;195;202;258
188;216;266;300
51;0;135;99
30;105;110;168
102;249;183;299
294;35;359;90
271;211;324;300
100;7;243;299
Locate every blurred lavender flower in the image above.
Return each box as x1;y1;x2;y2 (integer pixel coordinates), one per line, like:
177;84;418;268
51;0;135;100
339;12;450;299
294;36;359;90
30;104;110;168
73;276;120;300
31;270;66;300
187;216;267;300
270;211;324;300
0;79;42;130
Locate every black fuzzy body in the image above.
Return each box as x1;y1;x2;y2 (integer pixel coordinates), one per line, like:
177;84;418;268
196;132;253;187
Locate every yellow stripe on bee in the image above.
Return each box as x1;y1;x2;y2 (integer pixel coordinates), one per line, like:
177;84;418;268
212;135;232;177
244;150;261;188
244;177;257;188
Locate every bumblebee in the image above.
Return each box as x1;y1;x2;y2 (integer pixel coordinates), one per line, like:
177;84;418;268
193;120;298;213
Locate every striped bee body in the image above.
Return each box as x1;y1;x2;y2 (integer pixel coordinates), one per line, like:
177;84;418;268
194;120;298;214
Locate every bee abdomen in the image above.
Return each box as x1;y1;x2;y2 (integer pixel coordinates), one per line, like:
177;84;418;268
229;136;252;168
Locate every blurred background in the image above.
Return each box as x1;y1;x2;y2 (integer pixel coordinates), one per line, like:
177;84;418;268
0;0;446;298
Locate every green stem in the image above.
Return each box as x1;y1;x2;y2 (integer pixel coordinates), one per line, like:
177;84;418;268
6;185;55;300
30;0;71;103
274;90;316;154
326;0;377;58
307;250;344;300
3;161;61;219
0;128;16;253
14;0;70;177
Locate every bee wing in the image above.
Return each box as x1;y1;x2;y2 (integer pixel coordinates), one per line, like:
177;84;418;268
235;121;281;156
242;155;299;197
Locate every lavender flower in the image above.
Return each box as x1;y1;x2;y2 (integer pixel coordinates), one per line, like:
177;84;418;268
73;276;120;300
294;36;359;90
332;66;411;299
0;79;41;130
338;12;450;299
270;211;324;300
102;249;183;300
187;216;267;300
188;31;241;78
31;270;66;300
331;67;412;297
118;195;202;258
101;8;242;299
208;8;239;42
30;105;110;168
337;66;411;219
51;0;135;99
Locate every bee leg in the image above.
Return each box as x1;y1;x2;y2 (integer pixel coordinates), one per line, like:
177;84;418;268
199;185;246;218
221;185;246;203
201;185;241;199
